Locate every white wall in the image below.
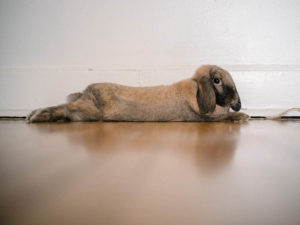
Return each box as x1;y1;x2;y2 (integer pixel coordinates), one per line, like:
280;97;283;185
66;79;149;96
0;0;300;116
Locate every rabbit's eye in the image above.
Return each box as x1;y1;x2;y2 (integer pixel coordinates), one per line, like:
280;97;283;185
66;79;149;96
213;78;221;84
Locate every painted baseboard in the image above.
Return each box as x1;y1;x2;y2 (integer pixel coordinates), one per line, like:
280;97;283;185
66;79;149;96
1;65;300;117
0;110;30;117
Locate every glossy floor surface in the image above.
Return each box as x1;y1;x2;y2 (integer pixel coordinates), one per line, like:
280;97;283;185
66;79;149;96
1;120;300;225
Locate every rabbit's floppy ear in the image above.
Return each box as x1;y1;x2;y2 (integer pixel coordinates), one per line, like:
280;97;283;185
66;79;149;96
194;74;216;114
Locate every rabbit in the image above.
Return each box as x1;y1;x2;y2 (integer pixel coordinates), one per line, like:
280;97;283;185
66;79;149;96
26;65;249;122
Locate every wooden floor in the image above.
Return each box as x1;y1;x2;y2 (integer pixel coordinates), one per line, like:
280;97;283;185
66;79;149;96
1;120;300;225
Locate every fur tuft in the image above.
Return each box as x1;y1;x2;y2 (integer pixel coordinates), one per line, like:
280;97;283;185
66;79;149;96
67;92;83;103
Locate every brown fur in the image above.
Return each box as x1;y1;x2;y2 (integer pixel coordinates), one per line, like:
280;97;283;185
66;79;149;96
26;65;249;122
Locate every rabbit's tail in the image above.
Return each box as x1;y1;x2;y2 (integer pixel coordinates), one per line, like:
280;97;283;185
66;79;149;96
66;92;83;103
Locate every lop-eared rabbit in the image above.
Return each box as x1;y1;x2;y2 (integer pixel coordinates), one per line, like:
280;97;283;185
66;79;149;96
27;65;249;122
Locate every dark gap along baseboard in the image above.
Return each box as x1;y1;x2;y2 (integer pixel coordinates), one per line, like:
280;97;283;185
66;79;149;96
250;116;300;120
0;116;26;120
1;116;300;121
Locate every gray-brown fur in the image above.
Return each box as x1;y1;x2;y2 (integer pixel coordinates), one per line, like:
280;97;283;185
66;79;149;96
26;65;249;122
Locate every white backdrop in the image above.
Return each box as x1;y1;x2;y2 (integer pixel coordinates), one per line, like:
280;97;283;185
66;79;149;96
0;0;300;116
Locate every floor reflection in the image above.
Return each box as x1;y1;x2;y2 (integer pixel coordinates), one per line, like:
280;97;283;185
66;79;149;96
30;122;244;174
